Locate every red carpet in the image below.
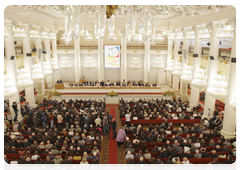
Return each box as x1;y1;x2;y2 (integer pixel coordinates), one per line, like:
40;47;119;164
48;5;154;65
108;107;118;164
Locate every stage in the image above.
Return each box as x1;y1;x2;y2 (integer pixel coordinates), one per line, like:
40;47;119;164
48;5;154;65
52;85;175;102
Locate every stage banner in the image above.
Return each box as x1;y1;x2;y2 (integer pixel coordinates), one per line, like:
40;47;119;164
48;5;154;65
104;45;120;68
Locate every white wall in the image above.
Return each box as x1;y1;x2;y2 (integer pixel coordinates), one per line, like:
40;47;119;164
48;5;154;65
127;53;144;81
58;53;75;82
81;53;98;81
149;53;167;83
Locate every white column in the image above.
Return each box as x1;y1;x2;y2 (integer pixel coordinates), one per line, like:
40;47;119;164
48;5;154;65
172;39;181;91
74;37;81;82
120;31;127;82
180;31;189;95
144;38;150;82
35;36;45;101
166;38;173;85
51;34;59;67
174;39;181;63
190;27;202;107
22;24;35;107
221;21;236;139
44;38;53;87
44;39;51;62
5;20;22;120
98;37;104;81
203;22;220;118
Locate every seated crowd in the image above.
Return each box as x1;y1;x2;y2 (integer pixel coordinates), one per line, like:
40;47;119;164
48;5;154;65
119;98;236;164
67;79;158;87
4;98;110;164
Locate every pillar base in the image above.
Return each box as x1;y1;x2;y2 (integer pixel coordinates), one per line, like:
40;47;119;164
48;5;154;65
221;129;236;139
37;94;45;103
180;94;188;103
189;102;198;107
201;114;213;120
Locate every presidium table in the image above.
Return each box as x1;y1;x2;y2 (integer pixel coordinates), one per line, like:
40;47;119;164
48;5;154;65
53;84;172;104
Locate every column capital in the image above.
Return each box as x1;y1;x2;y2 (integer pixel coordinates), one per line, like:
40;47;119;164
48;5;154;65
207;21;221;33
119;30;126;36
4;19;14;34
228;19;236;36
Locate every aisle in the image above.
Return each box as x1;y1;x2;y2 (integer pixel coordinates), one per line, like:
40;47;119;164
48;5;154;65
108;107;118;164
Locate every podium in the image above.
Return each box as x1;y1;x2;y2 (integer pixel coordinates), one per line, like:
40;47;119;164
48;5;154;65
80;79;87;83
55;84;64;89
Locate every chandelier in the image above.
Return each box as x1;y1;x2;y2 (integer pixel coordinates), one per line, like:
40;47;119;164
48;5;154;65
155;33;165;41
139;6;154;42
51;58;59;70
181;65;193;82
60;33;66;41
84;50;95;68
95;5;106;40
168;32;176;40
4;73;17;100
166;59;174;71
172;62;182;76
41;31;50;39
43;60;53;75
153;51;164;69
108;15;117;41
60;51;72;68
230;96;236;111
65;5;80;43
217;24;233;39
13;26;26;39
198;27;211;39
175;31;184;40
126;6;136;42
32;62;44;80
191;66;207;89
49;33;56;40
186;30;195;40
51;51;59;70
17;66;33;88
130;51;141;69
207;72;228;99
83;31;94;41
4;32;9;38
29;29;40;40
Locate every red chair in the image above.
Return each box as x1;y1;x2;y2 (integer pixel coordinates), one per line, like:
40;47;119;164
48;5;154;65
202;158;213;164
194;158;203;164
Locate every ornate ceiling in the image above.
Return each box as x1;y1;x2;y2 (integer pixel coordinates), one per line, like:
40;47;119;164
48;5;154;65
8;5;230;20
4;5;235;31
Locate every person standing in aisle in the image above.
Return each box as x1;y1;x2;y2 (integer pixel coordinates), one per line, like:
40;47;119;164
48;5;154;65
116;127;126;147
111;118;117;139
103;114;110;137
12;102;18;122
125;112;130;127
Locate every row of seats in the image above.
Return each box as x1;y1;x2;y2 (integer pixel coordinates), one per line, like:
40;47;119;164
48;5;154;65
127;164;232;170
5;153;100;159
4;166;99;170
121;119;201;125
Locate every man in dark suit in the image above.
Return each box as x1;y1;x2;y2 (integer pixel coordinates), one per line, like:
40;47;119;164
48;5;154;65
165;156;174;164
201;148;209;158
100;79;104;86
138;80;143;86
116;80;121;86
111;118;117;139
69;82;73;87
84;81;88;86
132;80;137;86
56;79;62;84
152;82;157;87
89;81;95;86
122;80;126;86
74;83;79;86
145;82;150;87
62;156;73;164
212;158;221;170
79;82;84;86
